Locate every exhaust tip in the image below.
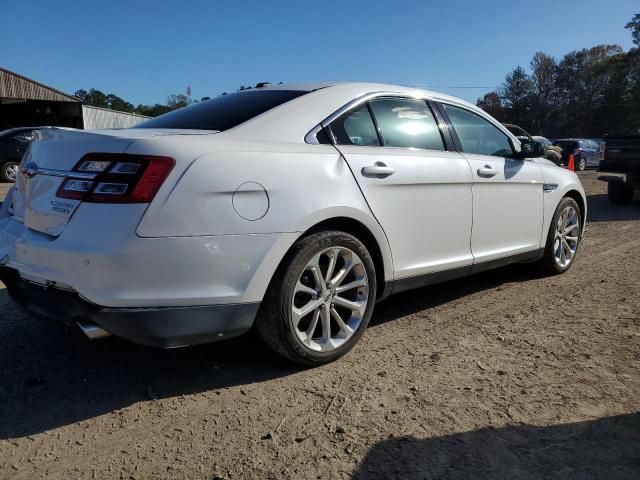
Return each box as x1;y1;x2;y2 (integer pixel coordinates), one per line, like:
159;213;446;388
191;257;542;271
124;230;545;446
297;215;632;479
76;321;111;340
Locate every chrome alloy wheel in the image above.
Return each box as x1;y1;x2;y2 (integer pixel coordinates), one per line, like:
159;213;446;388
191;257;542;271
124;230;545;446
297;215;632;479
292;247;369;352
554;205;580;268
5;163;19;182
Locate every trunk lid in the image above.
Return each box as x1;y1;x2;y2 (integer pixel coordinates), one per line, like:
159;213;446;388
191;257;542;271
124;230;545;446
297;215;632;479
12;127;212;237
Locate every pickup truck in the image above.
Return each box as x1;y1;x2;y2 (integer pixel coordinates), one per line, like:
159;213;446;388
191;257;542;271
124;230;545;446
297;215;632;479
598;134;640;204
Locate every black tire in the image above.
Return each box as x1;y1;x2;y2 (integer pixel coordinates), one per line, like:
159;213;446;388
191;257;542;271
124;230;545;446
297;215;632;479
0;160;19;183
256;231;377;366
607;182;634;204
576;157;586;171
540;197;582;275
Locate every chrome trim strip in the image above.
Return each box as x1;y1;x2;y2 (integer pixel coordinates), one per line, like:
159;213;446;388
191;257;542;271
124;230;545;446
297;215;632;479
543;183;558;192
319;90;423;129
27;168;98;180
304;124;323;145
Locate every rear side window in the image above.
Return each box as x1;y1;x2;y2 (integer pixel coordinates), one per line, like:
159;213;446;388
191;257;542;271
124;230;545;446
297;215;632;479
369;98;444;150
329;104;380;146
137;90;308;131
443;104;513;157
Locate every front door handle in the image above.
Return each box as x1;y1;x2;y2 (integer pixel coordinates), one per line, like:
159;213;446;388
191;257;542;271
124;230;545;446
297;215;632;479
361;162;396;179
477;165;497;178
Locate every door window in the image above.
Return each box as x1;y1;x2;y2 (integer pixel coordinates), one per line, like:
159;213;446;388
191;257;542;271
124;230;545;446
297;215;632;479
329;104;380;146
443;104;513;157
368;98;444;151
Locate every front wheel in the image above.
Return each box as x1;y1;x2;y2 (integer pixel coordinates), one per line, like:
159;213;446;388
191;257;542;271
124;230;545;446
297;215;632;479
540;197;582;274
576;157;587;171
256;231;377;365
0;161;19;182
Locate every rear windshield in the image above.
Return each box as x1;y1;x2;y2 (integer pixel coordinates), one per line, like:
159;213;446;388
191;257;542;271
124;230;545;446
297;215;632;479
136;90;308;131
554;140;580;149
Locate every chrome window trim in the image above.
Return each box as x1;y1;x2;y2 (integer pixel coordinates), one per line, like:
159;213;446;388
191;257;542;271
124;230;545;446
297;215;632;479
309;91;453;154
320;91;427;129
304;124;323;145
304;91;427;145
434;98;522;150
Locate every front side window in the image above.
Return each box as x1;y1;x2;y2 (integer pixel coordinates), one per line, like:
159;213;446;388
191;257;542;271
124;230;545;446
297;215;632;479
137;90;308;131
329;104;380;146
368;98;444;150
443;104;513;157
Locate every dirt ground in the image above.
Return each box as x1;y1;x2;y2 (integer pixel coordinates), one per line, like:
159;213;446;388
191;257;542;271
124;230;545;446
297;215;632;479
0;171;639;479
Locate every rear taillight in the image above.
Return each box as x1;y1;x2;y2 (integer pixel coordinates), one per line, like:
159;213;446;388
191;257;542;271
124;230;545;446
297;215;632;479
599;142;606;161
57;154;175;203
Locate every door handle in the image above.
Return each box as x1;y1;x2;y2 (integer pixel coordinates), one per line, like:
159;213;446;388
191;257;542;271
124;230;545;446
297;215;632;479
361;162;396;178
477;165;497;178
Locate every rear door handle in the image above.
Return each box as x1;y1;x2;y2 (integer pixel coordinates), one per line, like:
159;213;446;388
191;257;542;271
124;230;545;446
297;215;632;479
477;165;497;178
361;162;396;178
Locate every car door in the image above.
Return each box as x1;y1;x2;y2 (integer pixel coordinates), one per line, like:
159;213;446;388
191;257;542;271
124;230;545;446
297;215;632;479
327;96;474;282
439;102;544;264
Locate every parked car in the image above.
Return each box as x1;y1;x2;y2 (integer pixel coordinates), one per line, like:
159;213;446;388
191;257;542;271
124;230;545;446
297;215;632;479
598;133;640;203
502;124;562;165
0;82;586;365
553;138;601;171
0;127;42;182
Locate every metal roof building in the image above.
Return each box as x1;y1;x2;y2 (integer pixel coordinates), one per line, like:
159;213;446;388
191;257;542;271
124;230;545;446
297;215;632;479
0;67;148;130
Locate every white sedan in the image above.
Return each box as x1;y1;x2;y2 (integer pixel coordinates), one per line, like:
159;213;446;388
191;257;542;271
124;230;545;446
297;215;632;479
0;82;586;364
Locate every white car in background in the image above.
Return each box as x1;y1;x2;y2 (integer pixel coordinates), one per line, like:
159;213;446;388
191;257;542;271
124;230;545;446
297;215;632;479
0;82;586;365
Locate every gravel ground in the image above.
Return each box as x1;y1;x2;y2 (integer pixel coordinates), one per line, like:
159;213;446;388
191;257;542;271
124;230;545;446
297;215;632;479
0;184;10;203
0;171;639;479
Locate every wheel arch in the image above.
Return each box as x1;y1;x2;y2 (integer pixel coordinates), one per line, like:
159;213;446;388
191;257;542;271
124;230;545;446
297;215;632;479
564;189;587;232
301;216;390;299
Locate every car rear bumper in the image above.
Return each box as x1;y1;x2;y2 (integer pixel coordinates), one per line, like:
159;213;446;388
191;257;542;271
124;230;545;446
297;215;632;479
0;266;259;348
0;204;299;308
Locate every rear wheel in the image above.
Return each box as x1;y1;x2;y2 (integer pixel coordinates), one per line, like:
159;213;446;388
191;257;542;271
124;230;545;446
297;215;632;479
0;160;19;182
607;182;634;204
256;231;377;365
540;197;581;274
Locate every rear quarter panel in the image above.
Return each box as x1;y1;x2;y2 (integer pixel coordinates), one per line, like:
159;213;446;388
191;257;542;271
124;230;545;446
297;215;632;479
131;137;394;284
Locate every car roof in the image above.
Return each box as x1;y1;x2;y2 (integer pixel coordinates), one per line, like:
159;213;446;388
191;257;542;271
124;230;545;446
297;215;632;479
250;81;479;109
227;81;508;144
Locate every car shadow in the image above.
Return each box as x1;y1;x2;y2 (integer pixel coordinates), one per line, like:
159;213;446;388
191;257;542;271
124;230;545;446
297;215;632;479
0;288;302;439
353;412;640;479
587;193;640;223
371;262;545;327
0;263;546;439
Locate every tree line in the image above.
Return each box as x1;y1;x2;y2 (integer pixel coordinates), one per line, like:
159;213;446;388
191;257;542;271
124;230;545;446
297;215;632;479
73;82;283;117
73;89;211;117
477;14;640;138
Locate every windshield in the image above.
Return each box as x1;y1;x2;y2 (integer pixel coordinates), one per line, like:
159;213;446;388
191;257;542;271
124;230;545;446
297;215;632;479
137;90;308;131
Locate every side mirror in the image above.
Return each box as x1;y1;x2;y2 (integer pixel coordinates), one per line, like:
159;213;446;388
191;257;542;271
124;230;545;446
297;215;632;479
514;139;544;159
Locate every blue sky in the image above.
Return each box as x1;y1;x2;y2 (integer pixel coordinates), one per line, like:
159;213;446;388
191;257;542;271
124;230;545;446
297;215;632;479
1;0;637;105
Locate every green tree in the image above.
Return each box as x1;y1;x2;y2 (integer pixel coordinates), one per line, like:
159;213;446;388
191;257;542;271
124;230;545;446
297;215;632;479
500;66;534;128
477;92;504;120
626;13;640;46
166;93;193;110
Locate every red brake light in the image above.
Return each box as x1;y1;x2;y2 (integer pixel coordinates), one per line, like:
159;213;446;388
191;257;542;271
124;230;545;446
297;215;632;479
57;154;175;203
